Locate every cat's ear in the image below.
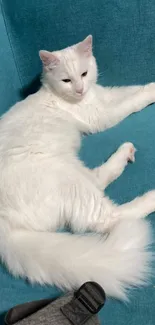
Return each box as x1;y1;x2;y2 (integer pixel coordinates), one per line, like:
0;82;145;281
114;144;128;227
77;35;93;57
39;50;60;69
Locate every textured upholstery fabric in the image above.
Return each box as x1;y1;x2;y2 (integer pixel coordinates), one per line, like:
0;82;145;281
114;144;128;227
0;0;155;324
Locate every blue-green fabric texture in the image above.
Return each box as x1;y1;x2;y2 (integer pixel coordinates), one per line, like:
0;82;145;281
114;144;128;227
0;0;155;324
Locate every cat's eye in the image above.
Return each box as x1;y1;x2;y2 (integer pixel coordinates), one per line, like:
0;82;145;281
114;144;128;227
62;79;71;83
81;71;88;77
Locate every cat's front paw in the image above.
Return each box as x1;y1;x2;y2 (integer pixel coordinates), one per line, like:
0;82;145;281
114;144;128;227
145;82;155;102
119;142;136;163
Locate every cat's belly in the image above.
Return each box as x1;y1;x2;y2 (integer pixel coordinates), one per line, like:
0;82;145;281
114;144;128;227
0;139;81;232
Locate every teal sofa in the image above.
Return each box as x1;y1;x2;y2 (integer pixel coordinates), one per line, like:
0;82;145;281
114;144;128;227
0;0;155;324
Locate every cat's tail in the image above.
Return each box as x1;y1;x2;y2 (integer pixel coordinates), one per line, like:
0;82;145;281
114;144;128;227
0;219;152;300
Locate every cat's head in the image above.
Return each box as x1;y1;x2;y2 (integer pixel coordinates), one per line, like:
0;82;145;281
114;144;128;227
39;35;97;102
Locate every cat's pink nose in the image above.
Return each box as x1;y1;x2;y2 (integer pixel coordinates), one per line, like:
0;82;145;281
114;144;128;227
76;87;83;94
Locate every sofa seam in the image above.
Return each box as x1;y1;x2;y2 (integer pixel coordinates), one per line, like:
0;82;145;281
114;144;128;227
1;0;23;88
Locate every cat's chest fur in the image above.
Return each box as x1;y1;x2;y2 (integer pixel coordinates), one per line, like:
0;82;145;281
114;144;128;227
55;87;102;126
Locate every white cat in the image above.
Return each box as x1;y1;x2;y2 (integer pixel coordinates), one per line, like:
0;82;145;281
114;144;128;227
0;35;155;300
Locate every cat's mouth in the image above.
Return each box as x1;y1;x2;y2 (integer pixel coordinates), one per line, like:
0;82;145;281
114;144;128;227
74;91;85;99
76;92;84;97
65;92;85;103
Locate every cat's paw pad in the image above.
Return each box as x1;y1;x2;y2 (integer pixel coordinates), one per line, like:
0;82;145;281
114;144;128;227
119;142;136;163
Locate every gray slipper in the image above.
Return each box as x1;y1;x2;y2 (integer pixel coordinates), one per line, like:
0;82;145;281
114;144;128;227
5;282;106;325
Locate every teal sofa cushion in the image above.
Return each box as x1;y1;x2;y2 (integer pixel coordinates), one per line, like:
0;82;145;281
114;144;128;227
0;0;155;324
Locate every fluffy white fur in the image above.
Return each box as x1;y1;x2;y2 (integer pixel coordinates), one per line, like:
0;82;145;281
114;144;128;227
0;35;155;300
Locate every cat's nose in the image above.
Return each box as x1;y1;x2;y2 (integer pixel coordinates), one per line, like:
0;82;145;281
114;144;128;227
76;87;83;94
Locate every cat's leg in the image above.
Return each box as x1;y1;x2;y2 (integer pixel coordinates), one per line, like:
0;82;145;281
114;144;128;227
63;174;155;234
95;190;155;233
97;82;155;129
95;84;148;103
76;83;155;134
91;142;136;190
117;190;155;220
